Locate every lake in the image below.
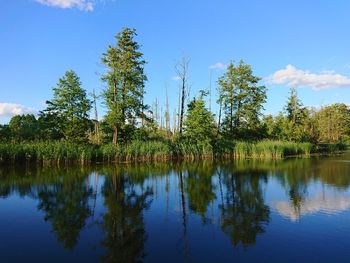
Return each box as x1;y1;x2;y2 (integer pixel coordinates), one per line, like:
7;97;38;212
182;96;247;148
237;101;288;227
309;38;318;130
0;153;350;262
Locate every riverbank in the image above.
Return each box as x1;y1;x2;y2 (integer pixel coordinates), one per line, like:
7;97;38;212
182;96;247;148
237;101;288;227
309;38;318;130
0;140;343;165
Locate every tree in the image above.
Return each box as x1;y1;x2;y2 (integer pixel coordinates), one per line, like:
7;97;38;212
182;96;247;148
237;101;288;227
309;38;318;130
315;103;350;143
285;87;304;124
8;114;38;141
0;124;11;141
183;92;216;144
218;60;266;139
101;27;147;145
41;70;92;142
283;88;314;142
175;56;190;134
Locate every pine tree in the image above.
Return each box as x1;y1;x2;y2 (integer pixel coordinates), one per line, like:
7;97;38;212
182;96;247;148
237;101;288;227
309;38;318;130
101;28;147;144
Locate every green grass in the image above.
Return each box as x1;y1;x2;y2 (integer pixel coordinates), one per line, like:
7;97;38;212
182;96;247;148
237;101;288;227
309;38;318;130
0;141;96;164
231;140;312;159
0;139;330;165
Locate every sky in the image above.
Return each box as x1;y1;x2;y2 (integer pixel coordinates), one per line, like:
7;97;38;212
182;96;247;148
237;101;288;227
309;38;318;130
1;0;350;124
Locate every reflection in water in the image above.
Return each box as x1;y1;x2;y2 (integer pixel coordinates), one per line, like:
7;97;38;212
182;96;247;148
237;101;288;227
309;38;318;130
184;163;216;221
37;173;93;250
0;154;349;262
273;192;350;221
100;169;153;263
219;168;270;247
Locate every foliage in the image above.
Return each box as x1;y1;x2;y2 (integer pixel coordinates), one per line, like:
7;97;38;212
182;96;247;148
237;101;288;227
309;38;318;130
315;103;350;143
40;70;92;142
218;60;267;139
183;94;216;145
101;27;147;144
1;28;348;164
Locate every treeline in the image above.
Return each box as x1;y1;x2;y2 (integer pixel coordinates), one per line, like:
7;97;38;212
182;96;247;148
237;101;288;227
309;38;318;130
0;27;349;163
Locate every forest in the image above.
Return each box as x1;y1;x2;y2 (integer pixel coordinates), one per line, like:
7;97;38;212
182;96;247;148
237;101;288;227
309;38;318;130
0;28;349;164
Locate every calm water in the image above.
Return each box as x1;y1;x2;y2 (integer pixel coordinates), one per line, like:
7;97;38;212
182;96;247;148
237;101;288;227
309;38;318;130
0;154;350;263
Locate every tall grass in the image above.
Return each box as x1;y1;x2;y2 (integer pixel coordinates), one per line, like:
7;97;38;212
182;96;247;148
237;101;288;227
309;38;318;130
0;141;96;165
231;140;312;159
0;139;320;165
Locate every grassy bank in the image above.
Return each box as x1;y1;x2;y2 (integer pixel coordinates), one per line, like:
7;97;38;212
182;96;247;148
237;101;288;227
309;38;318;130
0;139;323;165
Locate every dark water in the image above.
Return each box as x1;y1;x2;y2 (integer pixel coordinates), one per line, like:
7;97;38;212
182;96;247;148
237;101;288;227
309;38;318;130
0;154;350;263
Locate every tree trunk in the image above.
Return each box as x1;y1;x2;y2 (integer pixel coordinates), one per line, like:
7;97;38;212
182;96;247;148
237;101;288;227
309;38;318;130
179;78;185;134
113;126;118;145
217;99;222;135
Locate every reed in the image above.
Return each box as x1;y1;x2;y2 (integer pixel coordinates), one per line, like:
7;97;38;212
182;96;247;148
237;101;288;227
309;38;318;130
0;139;322;165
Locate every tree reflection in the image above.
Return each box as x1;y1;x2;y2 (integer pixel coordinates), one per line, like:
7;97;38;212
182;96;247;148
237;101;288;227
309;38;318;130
184;163;216;220
37;170;93;250
219;167;270;247
100;168;153;263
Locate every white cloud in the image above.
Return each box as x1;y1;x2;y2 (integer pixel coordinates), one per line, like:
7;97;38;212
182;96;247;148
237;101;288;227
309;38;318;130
35;0;94;11
209;62;227;70
172;75;181;81
268;65;350;91
272;193;350;222
0;103;37;118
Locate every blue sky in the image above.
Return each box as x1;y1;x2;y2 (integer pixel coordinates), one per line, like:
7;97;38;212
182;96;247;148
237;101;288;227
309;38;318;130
1;0;350;123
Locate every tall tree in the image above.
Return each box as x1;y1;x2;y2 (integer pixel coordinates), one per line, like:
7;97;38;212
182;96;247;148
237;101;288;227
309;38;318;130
218;60;266;139
101;28;147;145
285;87;303;124
41;70;92;142
175;57;190;134
283;88;312;142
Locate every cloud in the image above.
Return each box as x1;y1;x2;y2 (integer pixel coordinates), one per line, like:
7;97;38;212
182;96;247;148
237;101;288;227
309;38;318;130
0;103;37;118
268;65;350;91
34;0;94;11
172;76;181;81
272;193;350;222
209;62;227;70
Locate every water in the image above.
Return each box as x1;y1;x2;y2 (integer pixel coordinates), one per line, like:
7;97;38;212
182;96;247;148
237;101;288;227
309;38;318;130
0;154;350;263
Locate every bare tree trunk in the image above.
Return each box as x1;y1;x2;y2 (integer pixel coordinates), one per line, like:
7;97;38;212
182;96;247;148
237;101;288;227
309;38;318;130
209;69;212;112
173;108;177;133
175;56;190;134
177;81;181;132
218;98;222;135
165;83;170;131
180;77;185;134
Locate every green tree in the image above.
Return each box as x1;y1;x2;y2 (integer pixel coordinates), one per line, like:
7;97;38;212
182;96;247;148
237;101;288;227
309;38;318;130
41;70;92;142
8;114;38;141
285;87;303;123
283;88;315;142
218;60;267;139
183;92;216;144
101;28;147;145
0;124;11;141
315;103;350;143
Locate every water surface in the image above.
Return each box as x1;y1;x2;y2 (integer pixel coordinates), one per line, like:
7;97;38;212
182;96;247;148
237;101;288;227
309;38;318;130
0;154;350;262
